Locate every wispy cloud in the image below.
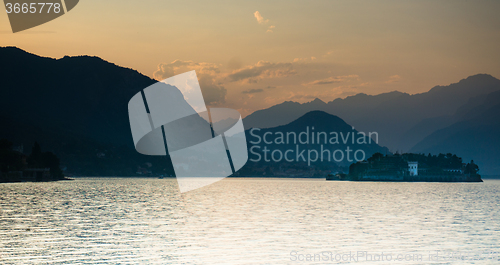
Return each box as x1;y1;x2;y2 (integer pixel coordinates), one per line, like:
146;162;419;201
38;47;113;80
152;57;363;116
228;61;296;83
303;75;360;86
322;51;334;58
153;60;226;105
254;11;269;24
385;75;401;84
293;57;317;63
254;11;275;33
242;89;264;94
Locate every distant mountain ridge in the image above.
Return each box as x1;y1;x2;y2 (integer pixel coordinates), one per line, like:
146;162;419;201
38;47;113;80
243;74;500;152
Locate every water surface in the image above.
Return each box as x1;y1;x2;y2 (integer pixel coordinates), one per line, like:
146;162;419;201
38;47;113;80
1;178;499;264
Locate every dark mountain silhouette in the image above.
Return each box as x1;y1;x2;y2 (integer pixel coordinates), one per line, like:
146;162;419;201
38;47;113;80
411;89;500;175
239;111;389;176
0;46;156;147
243;74;500;152
0;47;191;175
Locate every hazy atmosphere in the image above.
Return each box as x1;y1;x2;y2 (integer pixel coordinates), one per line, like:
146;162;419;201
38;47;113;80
2;1;500;264
2;0;500;116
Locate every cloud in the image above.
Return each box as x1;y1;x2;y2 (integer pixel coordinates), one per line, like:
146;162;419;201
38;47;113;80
153;60;227;105
385;75;401;84
242;89;264;94
322;51;334;57
197;75;227;105
254;11;275;33
302;75;360;86
241;85;277;95
254;11;269;24
153;60;221;78
227;61;296;83
293;57;317;63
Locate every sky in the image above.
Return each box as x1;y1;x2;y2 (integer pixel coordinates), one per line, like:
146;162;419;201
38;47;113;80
1;0;500;116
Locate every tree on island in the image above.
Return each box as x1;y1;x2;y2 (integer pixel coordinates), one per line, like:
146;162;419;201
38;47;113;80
464;160;479;175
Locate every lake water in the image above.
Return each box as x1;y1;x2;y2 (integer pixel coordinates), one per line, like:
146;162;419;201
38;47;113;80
1;178;499;264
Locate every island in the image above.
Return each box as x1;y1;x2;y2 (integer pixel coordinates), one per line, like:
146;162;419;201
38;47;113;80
328;152;482;182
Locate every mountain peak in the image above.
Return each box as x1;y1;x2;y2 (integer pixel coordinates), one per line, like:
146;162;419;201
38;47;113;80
453;73;499;88
1;46;25;51
0;46;55;61
57;54;118;69
309;98;326;105
289;110;346;128
462;73;497;81
429;74;500;94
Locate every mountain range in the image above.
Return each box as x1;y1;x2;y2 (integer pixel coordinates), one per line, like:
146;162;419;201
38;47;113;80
243;74;500;174
244;74;500;152
1;47;499;175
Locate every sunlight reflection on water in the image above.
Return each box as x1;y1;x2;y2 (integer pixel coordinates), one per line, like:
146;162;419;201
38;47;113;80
1;178;499;264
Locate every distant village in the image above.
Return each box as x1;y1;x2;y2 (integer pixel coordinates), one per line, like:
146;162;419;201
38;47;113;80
234;163;333;178
0;139;68;183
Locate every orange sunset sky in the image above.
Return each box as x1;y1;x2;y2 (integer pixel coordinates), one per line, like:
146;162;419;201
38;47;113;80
1;0;500;116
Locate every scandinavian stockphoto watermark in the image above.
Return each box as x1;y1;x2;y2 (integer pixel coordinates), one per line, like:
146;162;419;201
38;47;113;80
128;71;248;193
249;127;378;165
3;0;79;33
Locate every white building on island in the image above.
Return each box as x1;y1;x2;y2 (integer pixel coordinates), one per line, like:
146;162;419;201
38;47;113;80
408;161;418;176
